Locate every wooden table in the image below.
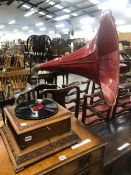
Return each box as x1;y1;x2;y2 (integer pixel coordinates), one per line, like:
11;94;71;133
31;71;68;85
90;113;131;175
0;117;105;175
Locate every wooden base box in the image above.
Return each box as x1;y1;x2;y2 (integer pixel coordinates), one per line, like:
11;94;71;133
7;118;71;148
1;104;81;172
4;104;72;148
1;124;80;173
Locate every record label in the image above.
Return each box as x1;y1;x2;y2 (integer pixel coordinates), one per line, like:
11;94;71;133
15;99;58;120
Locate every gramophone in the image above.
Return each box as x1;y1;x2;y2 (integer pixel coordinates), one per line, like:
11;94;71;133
1;10;120;172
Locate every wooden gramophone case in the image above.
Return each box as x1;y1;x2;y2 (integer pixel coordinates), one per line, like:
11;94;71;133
1;103;80;172
6;105;71;148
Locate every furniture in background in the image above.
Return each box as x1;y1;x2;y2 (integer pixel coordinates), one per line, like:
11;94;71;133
7;69;30;97
16;83;58;104
0;71;9;99
112;83;131;118
62;79;91;111
4;55;12;68
40;85;80;118
31;71;69;86
0;98;15;123
79;92;111;127
4;54;25;72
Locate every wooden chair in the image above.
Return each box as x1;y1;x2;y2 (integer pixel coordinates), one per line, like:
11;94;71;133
62;80;101;110
13;54;24;68
33;83;58;99
88;81;101;105
119;73;128;84
40;85;80;118
112;84;131;118
79;92;111;127
62;80;104;126
7;69;30;97
0;98;15;123
34;71;68;85
62;79;91;111
0;72;8;99
53;72;69;85
4;55;12;68
6;54;25;72
16;83;58;104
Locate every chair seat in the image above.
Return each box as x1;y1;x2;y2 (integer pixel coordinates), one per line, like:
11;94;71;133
8;69;30;97
6;67;23;72
78;112;104;125
94;104;110;112
116;107;124;113
118;97;130;104
118;96;131;109
113;83;131;117
126;104;131;108
12;84;26;90
85;107;108;117
92;96;101;103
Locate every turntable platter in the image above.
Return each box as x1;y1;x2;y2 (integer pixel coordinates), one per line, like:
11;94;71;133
15;99;58;120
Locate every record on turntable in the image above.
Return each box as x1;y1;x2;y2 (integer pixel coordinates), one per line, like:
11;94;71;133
15;98;58;120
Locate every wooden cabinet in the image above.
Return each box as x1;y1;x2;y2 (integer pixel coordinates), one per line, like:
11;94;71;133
45;149;103;175
0;117;105;175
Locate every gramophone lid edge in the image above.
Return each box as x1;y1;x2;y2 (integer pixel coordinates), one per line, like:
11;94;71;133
4;104;72;135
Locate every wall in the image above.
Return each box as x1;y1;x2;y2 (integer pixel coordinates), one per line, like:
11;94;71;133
118;32;131;43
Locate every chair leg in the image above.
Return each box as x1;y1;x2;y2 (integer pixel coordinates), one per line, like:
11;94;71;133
54;75;57;84
7;84;12;99
2;91;6;100
62;75;64;84
66;73;68;84
12;90;15;97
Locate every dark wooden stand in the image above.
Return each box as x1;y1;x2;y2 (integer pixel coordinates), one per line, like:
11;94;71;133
0;117;105;175
90;113;131;175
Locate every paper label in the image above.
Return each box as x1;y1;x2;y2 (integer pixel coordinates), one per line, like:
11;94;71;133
25;136;32;142
59;155;67;161
20;123;27;126
117;143;130;151
71;139;91;149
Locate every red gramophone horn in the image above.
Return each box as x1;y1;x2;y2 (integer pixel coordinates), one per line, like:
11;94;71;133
36;11;120;106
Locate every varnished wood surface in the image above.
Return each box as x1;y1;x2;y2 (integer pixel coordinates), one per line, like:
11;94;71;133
4;104;71;134
0;117;105;175
90;113;131;167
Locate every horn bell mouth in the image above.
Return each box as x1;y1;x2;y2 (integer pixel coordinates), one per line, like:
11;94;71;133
96;11;120;106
